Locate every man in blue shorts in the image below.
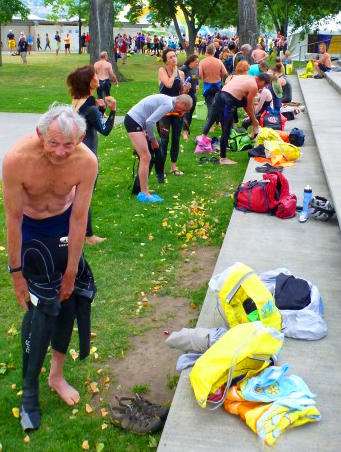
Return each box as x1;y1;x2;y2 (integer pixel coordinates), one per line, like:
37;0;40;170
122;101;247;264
311;43;332;79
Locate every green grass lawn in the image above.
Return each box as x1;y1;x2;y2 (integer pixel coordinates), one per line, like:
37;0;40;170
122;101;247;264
0;52;249;452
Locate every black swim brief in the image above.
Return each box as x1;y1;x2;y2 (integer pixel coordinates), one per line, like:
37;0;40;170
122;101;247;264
124;114;143;133
318;63;331;72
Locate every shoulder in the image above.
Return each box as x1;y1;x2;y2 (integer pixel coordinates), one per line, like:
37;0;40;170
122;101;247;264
3;134;40;171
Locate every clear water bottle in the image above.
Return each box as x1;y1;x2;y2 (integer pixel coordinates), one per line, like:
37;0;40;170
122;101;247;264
243;298;260;322
299;185;313;223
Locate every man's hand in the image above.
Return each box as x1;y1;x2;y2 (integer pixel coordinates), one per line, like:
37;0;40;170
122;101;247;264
60;269;77;301
105;96;116;111
11;272;29;311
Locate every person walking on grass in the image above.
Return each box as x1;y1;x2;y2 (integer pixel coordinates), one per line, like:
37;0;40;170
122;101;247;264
18;35;29;66
45;33;51;51
94;51;118;100
55;31;61;56
124;94;192;202
2;104;98;432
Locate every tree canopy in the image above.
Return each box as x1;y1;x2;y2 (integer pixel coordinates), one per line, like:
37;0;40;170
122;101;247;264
0;0;29;23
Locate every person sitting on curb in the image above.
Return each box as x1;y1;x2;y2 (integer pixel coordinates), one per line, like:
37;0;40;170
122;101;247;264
311;43;332;79
124;94;192;202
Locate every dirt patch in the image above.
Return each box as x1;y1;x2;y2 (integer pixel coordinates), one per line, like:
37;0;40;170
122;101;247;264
180;246;219;289
107;246;219;405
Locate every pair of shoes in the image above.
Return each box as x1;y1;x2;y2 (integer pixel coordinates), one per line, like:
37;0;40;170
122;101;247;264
169;169;184;176
109;393;169;435
199;156;219;164
116;393;169;422
314;74;323;79
109;404;164;435
136;192;164;202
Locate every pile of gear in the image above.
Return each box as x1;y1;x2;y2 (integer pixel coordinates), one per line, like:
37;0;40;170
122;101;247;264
166;262;326;447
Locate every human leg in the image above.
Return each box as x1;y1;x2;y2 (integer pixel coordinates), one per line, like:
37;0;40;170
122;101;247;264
127;131;152;195
219;100;237;165
202;94;220;136
157;115;171;175
170;116;184;173
183;92;196;138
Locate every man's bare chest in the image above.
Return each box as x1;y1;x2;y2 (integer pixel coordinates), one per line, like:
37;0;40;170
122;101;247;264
23;165;79;197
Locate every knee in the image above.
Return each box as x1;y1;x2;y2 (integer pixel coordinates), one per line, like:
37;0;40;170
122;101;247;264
140;152;151;165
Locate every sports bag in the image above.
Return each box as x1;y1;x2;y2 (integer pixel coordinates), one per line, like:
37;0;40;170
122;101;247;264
234;171;297;219
190;322;284;408
263;140;301;161
260;109;287;131
289;128;305;146
229;128;253;152
209;262;282;331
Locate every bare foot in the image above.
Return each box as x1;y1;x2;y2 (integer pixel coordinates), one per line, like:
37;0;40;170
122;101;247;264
49;376;80;405
85;235;107;245
220;158;237;165
183;132;189;140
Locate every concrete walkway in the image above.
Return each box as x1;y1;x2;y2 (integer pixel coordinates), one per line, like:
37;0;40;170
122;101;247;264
298;74;341;226
0;113;124;178
157;76;341;451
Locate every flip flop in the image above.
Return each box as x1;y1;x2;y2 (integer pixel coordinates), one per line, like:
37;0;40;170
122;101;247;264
209;157;220;164
170;169;184;176
199;157;208;164
255;164;284;173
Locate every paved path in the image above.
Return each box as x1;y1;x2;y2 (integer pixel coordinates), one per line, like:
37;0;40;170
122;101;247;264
0;112;124;178
157;76;341;452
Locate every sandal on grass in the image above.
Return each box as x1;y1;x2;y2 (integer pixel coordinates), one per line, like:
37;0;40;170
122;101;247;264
170;169;184;176
199;157;208;164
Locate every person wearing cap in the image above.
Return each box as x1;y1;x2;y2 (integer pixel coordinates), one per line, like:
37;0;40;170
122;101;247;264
7;30;16;55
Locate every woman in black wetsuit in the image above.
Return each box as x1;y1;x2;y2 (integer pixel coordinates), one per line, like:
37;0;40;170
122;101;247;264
180;54;199;140
67;65;116;245
158;48;190;177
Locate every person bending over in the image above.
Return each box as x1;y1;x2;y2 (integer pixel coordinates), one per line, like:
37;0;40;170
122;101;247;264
124;94;192;202
2;104;98;431
201;73;271;165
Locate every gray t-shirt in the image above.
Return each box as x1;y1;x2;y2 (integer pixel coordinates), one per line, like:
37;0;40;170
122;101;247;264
127;94;176;139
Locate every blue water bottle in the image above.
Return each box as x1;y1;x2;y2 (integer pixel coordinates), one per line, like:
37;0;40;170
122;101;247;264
183;76;191;86
299;185;312;223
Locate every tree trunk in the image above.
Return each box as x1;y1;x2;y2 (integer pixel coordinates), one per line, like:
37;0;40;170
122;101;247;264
0;24;2;67
89;0;126;81
238;0;259;50
172;14;195;56
78;15;82;54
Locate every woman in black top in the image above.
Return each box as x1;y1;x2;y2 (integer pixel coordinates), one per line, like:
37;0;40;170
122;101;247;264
67;65;116;245
157;48;190;176
180;54;199;140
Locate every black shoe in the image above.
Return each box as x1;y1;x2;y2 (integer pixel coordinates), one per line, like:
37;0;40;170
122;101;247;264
314;74;323;79
116;393;169;422
109;403;164;435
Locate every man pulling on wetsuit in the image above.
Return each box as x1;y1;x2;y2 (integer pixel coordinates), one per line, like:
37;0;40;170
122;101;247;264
201;73;271;164
2;104;98;431
199;43;227;119
94;51;118;99
124;93;193;202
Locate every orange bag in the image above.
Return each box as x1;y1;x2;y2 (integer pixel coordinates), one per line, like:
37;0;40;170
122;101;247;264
276;131;289;142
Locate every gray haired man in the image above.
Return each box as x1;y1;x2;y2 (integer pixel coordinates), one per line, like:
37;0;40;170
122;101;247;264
2;104;98;431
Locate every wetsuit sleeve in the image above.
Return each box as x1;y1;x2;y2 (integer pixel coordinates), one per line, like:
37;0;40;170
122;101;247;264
86;106;115;136
145;104;172;139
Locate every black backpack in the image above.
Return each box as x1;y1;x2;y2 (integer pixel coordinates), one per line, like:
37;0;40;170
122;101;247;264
289;128;305;146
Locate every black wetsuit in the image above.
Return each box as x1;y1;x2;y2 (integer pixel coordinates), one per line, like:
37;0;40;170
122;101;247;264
180;64;199;134
279;75;292;103
78;96;115;237
20;206;96;431
158;70;183;168
203;91;246;158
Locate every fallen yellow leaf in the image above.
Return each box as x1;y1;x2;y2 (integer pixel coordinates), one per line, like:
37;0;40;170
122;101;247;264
82;440;90;450
100;408;109;417
96;443;105;452
90;346;97;355
0;442;2;451
7;325;18;335
90;332;97;338
12;407;20;418
72;409;78;415
11;384;16;389
94;352;99;360
101;423;108;430
85;404;93;413
17;390;23;396
23;435;30;443
90;382;99;393
69;349;79;361
190;303;196;310
0;246;5;251
97;368;103;375
103;377;110;384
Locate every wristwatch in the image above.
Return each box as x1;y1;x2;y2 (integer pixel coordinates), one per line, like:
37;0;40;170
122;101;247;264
8;266;22;274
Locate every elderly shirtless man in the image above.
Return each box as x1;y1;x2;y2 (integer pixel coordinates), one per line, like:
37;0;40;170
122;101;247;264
201;73;271;164
2;104;98;431
94;51;118;99
199;43;227;117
